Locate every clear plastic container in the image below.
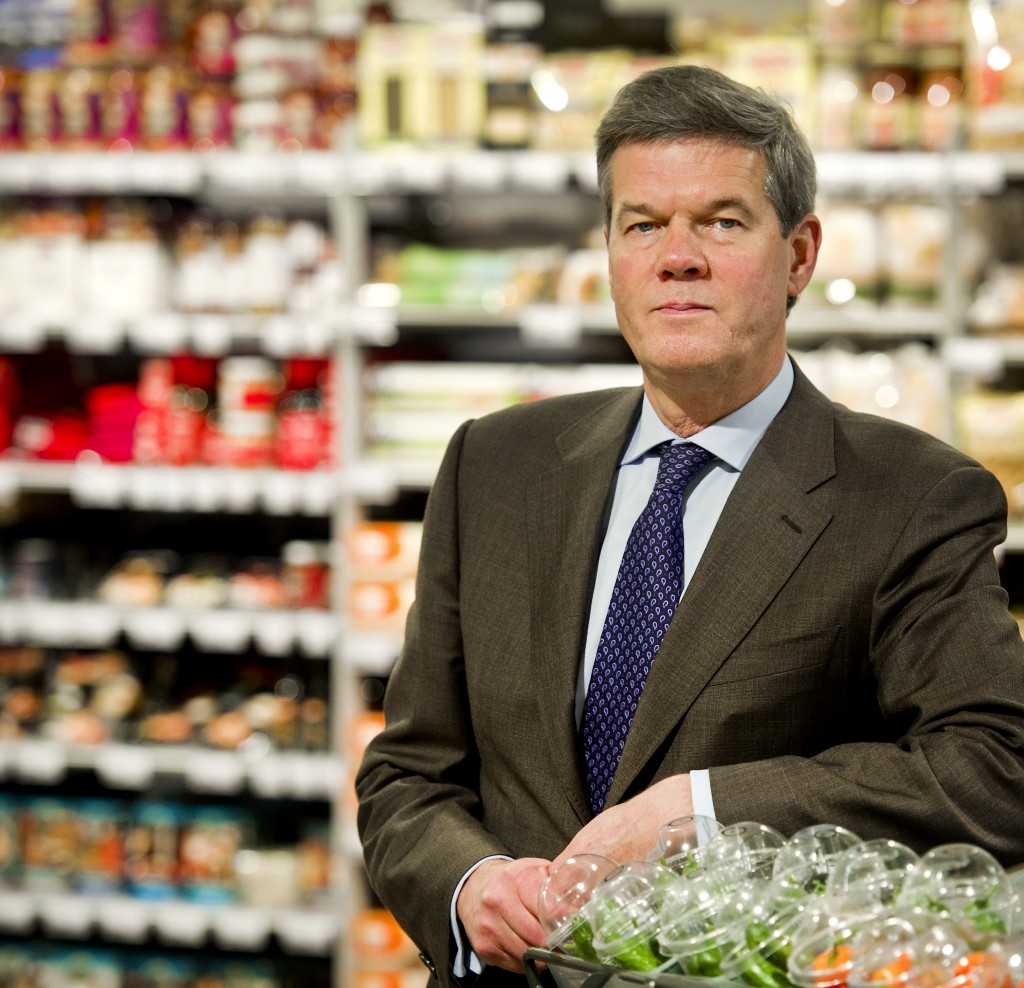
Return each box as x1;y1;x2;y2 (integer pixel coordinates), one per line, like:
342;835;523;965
657;865;740;977
825;839;920;912
702;821;787;884
848;922;971;988
718;883;810;988
646;814;725;876
789;912;917;988
589;860;676;972
772;824;864;898
537;853;618;962
895;844;1016;947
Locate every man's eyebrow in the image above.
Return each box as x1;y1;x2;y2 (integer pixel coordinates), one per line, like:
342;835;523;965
613;196;759;222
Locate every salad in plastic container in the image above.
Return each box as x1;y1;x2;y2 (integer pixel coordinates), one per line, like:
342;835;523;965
895;844;1017;948
589;860;677;972
647;814;727;875
537;853;618;962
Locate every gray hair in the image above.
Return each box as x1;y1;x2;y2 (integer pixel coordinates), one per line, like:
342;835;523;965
595;64;817;238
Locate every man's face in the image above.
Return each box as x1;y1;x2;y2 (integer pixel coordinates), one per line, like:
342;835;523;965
606;139;819;412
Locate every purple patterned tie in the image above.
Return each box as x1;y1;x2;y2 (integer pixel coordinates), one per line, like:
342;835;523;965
582;441;715;814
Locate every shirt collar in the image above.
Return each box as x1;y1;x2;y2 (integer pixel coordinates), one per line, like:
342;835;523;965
622;356;794;471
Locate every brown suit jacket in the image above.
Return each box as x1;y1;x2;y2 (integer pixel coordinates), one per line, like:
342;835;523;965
356;362;1024;987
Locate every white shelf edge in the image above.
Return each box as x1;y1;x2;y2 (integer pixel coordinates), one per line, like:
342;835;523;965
0;149;1015;196
0;737;340;800
0;462;338;515
0;889;340;954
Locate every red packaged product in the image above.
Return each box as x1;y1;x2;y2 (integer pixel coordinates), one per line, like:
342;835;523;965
100;67;142;150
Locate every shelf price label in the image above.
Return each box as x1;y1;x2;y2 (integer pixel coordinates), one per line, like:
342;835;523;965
189;610;252;653
14;739;67;784
123;607;188;650
0;891;34;933
184;750;247;794
153;901;210;946
275;909;340;955
39;894;94;938
95;744;157;790
96;897;152;942
211;906;273;950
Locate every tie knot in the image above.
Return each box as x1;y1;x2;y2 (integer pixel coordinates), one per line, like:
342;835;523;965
654;442;714;494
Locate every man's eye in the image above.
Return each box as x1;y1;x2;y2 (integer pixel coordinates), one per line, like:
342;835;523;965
629;221;657;233
714;218;740;230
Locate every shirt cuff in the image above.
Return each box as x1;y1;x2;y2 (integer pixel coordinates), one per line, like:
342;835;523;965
450;854;513;979
690;768;716;823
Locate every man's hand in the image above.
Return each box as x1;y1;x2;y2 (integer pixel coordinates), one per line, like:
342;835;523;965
456;857;551;973
553;774;693;869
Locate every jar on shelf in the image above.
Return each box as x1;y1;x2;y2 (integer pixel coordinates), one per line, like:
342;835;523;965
913;0;966;46
0;67;21;150
814;53;863;151
140;64;189;150
19;62;60;151
918;46;965;151
862;44;918;150
810;0;878;47
99;66;142;150
56;67;101;150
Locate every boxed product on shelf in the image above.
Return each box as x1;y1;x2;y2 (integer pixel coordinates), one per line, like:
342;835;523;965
954;387;1024;516
178;804;251;905
793;345;951;441
358;18;484;148
970;264;1024;332
1;793;324;912
965;0;1024;150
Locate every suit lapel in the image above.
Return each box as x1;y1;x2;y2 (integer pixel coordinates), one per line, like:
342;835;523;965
608;367;838;805
527;388;643;824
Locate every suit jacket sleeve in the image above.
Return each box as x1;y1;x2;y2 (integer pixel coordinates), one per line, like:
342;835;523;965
705;449;1024;859
356;418;506;984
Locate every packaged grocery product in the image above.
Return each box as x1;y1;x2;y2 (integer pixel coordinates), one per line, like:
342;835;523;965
589;860;676;971
178;805;250;905
75;798;125;894
538;853;620;962
701;821;787;884
657;864;741;977
36;946;121;988
123;800;183;899
347;522;421;581
350;907;420;968
0;795;20;886
862;44;918;150
894;844;1017;947
20;797;79;891
646;813;725;875
771;824;863;897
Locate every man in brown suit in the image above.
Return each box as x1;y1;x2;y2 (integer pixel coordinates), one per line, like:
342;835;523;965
356;65;1024;987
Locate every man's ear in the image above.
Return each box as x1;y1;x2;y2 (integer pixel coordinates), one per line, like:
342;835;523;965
787;214;822;297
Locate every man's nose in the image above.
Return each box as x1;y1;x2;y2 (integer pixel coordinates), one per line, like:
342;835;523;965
657;222;708;280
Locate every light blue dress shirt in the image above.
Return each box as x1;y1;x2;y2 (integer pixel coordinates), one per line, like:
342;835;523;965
576;355;795;818
452;357;794;977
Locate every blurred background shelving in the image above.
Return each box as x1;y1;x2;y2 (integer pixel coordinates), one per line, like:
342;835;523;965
5;1;1024;986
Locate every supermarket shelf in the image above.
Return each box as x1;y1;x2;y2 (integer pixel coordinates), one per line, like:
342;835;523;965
0;889;340;954
0;310;344;356
0;599;338;654
0;303;969;354
0;737;340;799
788;305;952;340
0;149;1013;198
0;461;339;515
